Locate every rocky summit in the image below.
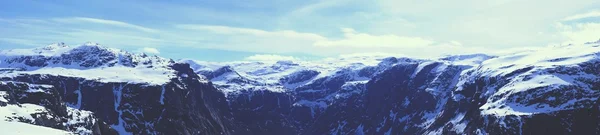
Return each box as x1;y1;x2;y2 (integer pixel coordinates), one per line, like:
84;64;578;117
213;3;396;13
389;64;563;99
2;43;600;135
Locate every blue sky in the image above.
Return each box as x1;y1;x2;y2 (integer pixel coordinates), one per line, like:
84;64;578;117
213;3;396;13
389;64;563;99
1;0;600;61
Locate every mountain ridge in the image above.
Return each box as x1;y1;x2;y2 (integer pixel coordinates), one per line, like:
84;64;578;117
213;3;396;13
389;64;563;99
1;42;600;134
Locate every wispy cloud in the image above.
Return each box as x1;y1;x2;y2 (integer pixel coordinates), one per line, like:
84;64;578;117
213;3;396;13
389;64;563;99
174;24;495;58
244;54;298;61
0;17;165;50
53;17;158;33
562;10;600;21
314;28;434;48
555;10;600;45
285;0;344;17
137;47;161;54
176;24;278;36
337;52;406;59
0;38;41;46
1;0;599;61
174;24;327;54
175;24;325;39
556;22;600;45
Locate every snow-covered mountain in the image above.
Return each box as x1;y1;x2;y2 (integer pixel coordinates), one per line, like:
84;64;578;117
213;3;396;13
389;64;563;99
181;50;496;134
183;43;600;134
0;43;239;135
0;42;176;85
2;42;600;135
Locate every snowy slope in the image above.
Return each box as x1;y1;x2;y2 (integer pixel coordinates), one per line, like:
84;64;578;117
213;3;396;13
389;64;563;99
183;52;496;127
183;52;495;97
182;55;396;95
0;43;239;135
464;44;600;116
0;42;177;85
0;121;73;135
0;81;99;134
412;44;600;134
182;43;600;134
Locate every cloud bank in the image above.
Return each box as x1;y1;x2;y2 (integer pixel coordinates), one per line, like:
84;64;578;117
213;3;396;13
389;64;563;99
1;0;599;61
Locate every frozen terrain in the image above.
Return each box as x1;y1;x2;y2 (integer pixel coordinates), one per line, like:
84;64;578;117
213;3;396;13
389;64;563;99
2;42;600;134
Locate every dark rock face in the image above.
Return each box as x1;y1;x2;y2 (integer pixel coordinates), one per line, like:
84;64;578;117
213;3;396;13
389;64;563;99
212;61;449;135
1;63;244;135
280;70;320;85
199;66;236;79
228;90;297;134
0;81;116;135
301;62;453;135
159;63;241;135
218;58;600;135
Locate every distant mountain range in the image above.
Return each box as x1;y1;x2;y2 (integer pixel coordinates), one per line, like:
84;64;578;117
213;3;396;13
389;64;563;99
1;42;600;135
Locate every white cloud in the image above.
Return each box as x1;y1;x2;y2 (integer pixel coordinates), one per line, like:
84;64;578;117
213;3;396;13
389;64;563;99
53;17;158;33
314;28;435;48
175;24;268;35
175;24;325;39
137;47;160;54
554;10;600;45
376;0;599;47
276;0;600;51
309;28;494;58
0;17;167;48
285;0;345;17
0;16;551;60
338;52;406;59
3;0;599;61
244;54;298;61
174;24;326;54
175;24;496;58
556;22;600;45
563;10;600;21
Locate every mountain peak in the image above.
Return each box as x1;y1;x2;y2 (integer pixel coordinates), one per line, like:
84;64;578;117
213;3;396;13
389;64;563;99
584;39;600;45
83;42;100;46
41;42;69;50
0;43;178;85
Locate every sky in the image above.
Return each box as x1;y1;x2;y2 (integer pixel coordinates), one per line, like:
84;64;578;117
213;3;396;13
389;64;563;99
1;0;599;62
